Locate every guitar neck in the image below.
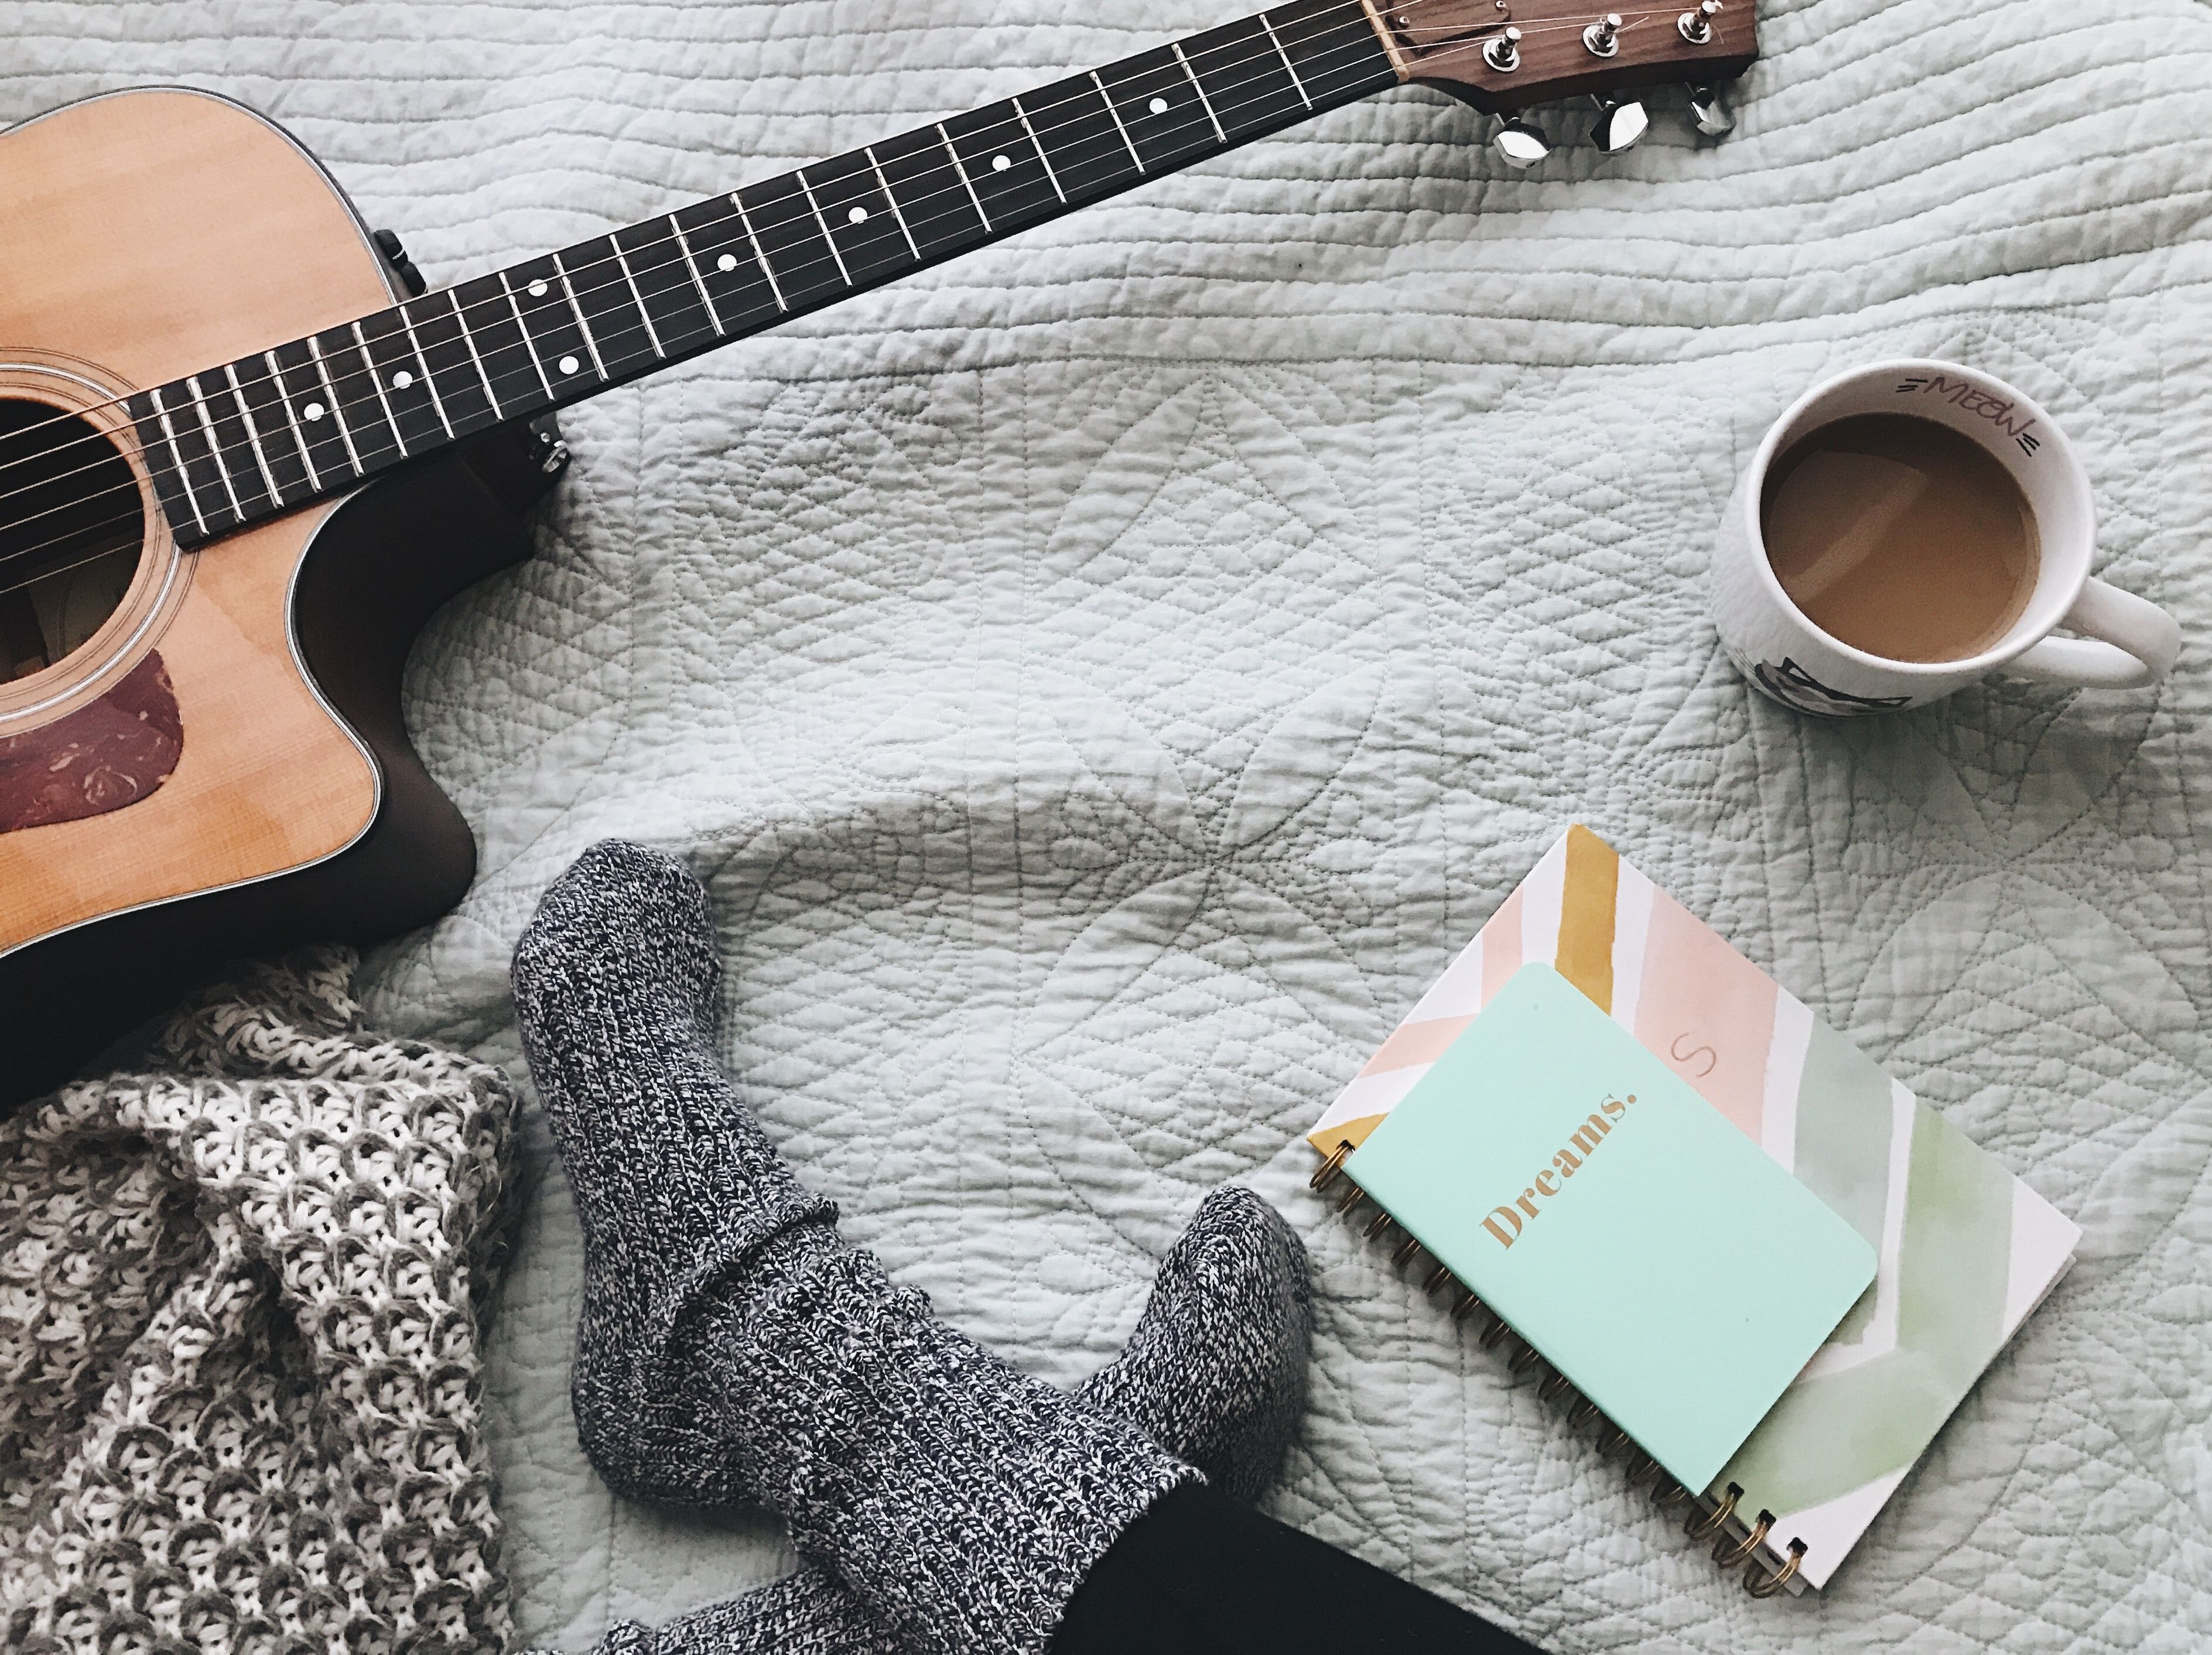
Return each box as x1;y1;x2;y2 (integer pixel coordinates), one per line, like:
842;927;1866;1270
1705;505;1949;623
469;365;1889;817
131;0;1397;549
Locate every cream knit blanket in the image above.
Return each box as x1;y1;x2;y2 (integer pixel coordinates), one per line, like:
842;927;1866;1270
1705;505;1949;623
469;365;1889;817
0;953;519;1655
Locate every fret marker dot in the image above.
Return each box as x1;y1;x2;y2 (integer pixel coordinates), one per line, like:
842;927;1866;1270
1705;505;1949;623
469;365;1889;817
558;354;582;376
528;279;549;298
1149;97;1170;115
848;206;869;224
717;253;739;271
391;370;413;389
303;402;326;421
992;153;1011;171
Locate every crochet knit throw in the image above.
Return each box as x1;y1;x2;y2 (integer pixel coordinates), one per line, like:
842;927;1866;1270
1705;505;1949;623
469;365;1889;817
0;951;519;1655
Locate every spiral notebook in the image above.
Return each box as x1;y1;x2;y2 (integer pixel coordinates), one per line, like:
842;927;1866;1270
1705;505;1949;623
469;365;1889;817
1307;826;2080;1595
1346;963;1876;1493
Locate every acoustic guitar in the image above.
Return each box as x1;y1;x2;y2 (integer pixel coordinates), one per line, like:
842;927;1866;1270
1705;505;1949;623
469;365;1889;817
0;1;1755;1102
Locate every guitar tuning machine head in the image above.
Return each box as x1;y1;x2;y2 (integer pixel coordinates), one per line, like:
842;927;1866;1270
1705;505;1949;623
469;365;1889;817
1679;1;1724;45
1688;84;1737;137
1589;96;1649;154
1490;114;1550;168
1483;25;1522;73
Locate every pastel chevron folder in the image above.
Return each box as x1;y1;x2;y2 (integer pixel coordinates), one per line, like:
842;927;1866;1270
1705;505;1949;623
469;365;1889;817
1308;825;2080;1595
1345;965;1877;1496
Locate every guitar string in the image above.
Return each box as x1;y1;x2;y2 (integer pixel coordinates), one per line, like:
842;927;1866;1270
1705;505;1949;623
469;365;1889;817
0;4;1653;509
0;4;1671;589
0;2;1667;504
0;7;1680;582
0;2;1423;541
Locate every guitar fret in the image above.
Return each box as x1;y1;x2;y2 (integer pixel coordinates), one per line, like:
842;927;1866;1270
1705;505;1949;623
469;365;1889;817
351;322;409;457
732;197;788;312
190;371;272;518
505;257;598;395
307;336;367;473
356;312;449;457
1010;97;1066;204
1172;43;1228;145
230;352;313;502
1260;14;1313;108
866;147;920;261
146;387;210;537
456;296;505;416
402;289;498;434
498;271;557;401
801;150;912;289
939;124;992;234
266;348;322;493
670;219;726;335
551;255;607;380
1269;0;1396;104
796;172;853;286
670;198;784;331
272;339;353;489
940;104;1062;235
1015;75;1142;208
320;325;405;468
1093;70;1146;172
124;394;193;538
872;124;986;259
567;235;660;377
223;364;286;507
613;220;717;358
743;175;854;312
201;374;272;518
398;309;458;439
186;379;245;521
451;272;542;414
611;239;668;358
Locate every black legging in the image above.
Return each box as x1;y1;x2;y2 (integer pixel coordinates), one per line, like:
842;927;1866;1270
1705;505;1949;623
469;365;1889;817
1054;1483;1545;1654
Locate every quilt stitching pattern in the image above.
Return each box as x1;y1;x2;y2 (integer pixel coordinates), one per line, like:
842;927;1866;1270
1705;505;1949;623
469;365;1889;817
8;1;2211;1649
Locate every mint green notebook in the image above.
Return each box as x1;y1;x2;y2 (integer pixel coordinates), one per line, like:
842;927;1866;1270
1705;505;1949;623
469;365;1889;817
1346;964;1877;1493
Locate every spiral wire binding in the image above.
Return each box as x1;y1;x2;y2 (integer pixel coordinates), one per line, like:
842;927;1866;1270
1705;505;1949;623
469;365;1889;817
1308;1138;1807;1599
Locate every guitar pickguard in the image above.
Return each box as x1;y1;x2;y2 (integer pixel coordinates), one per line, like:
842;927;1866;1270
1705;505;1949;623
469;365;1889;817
0;651;182;834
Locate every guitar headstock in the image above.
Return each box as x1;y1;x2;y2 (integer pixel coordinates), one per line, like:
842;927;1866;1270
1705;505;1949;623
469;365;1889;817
1362;0;1756;158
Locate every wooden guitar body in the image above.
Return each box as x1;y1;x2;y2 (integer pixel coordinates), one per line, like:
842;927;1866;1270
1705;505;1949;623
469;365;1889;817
0;90;554;1105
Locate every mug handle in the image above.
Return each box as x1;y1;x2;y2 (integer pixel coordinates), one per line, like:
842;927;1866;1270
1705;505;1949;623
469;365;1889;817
2005;578;2180;689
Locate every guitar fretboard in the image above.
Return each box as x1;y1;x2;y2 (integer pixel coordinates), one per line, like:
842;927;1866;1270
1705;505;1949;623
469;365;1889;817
128;0;1394;548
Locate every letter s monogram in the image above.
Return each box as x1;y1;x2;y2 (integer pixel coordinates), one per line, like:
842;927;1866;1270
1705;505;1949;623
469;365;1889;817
1670;1032;1719;1079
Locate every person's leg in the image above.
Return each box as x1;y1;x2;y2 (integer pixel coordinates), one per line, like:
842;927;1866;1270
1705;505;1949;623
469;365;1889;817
552;1178;1321;1655
574;1483;1550;1655
514;841;1318;1655
1054;1482;1547;1655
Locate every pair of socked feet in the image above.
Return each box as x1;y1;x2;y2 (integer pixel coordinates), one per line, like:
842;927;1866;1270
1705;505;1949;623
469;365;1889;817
513;840;1318;1655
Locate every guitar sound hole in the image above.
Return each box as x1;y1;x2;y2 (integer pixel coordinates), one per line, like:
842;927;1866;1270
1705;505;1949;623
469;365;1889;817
0;396;145;685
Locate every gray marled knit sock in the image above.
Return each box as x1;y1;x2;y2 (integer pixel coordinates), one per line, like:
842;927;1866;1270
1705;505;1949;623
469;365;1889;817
563;1186;1312;1655
1077;1183;1311;1504
584;1568;902;1655
512;840;836;1510
517;842;1317;1655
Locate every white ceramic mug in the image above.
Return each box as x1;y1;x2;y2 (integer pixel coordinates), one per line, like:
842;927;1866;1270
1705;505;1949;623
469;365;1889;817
1711;359;2180;716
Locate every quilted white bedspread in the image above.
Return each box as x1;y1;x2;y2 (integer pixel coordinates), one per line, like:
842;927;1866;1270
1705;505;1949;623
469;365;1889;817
9;0;2210;1647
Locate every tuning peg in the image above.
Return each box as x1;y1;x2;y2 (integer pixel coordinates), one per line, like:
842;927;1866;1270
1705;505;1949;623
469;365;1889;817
1582;12;1623;57
1678;0;1724;44
1688;84;1736;136
1490;115;1550;168
1589;97;1649;154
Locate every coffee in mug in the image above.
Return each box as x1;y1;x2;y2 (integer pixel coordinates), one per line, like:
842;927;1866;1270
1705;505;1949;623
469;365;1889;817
1710;360;2180;716
1760;413;2037;664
